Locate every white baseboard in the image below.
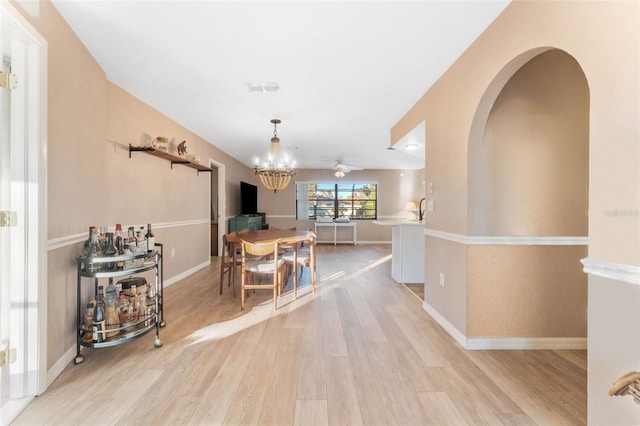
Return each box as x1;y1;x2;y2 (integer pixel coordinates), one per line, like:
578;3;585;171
422;301;587;350
422;301;468;348
48;344;78;388
466;337;587;350
163;260;210;288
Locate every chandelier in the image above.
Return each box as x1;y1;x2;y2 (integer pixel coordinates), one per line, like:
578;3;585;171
254;119;296;193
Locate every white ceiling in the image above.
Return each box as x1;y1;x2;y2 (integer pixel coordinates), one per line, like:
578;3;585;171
51;0;509;171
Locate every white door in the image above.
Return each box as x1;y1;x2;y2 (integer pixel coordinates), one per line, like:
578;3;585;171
0;42;28;422
0;3;47;423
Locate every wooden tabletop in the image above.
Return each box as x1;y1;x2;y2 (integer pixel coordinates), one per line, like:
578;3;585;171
228;228;310;245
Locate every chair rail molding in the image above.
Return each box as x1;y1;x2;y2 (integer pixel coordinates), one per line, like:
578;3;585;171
581;258;640;286
424;227;588;246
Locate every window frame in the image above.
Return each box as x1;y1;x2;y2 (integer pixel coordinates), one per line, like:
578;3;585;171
295;182;378;221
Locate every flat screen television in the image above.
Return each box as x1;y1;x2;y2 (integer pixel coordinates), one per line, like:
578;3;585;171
240;181;258;215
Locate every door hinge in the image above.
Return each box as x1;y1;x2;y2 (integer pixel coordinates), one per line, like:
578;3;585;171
0;71;17;90
0;348;17;367
0;211;18;227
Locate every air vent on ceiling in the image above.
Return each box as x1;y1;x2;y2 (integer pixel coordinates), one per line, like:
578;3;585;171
246;82;280;93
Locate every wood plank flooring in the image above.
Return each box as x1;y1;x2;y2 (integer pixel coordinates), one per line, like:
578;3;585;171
13;244;586;425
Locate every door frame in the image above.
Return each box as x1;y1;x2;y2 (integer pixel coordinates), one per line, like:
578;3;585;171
209;158;225;255
0;2;48;422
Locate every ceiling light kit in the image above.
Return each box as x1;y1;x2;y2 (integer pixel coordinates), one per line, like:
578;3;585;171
246;82;280;93
404;143;419;151
254;119;296;193
333;161;363;178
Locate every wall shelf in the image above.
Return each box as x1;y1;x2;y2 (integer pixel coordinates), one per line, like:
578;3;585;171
129;144;212;174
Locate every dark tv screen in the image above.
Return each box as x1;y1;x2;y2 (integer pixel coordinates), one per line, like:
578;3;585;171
240;181;258;215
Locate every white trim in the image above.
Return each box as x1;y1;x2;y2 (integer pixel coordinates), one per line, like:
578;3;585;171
466;337;587;350
422;301;467;348
581;258;640;286
163;260;210;288
424;228;588;246
48;344;78;388
423;301;587;350
47;219;210;251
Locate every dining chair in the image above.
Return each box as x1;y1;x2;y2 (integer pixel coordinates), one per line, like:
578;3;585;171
219;232;240;297
281;230;317;297
240;239;285;310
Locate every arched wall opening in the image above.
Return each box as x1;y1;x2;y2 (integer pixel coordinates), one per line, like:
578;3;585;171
465;49;590;340
469;49;589;236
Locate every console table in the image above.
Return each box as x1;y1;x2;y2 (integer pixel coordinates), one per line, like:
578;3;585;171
314;222;357;245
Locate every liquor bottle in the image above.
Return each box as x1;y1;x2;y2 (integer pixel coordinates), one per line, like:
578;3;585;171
86;228;102;273
115;223;123;240
145;224;155;253
104;278;120;338
127;226;137;247
92;295;105;343
136;228;145;251
84;302;94;342
83;226;94;256
115;224;125;257
104;232;117;270
98;226;108;253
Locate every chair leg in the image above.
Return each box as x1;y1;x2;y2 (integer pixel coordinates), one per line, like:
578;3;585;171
230;264;235;298
273;272;278;310
219;267;224;295
241;271;246;310
293;264;298;300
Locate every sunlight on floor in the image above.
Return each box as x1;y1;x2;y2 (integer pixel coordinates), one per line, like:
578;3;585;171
185;252;392;347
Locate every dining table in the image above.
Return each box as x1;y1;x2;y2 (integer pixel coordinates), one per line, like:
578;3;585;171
227;228;312;300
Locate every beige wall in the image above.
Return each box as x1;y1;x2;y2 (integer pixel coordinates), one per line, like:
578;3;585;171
16;0;256;369
394;1;639;423
15;0;421;374
469;50;589;237
467;245;588;337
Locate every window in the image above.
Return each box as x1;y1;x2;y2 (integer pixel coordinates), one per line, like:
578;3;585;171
296;183;378;220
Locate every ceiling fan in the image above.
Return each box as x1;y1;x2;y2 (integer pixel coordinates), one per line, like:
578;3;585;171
333;161;363;178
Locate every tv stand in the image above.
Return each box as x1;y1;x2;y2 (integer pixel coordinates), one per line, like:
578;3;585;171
229;216;262;232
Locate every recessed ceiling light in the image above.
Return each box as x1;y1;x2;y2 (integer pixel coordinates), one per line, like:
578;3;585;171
404;143;420;151
246;82;280;93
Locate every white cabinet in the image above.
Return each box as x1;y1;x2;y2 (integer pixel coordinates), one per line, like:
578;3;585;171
374;221;425;284
314;222;357;245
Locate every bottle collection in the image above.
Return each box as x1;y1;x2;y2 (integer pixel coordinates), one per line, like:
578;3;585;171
83;276;156;344
83;223;156;273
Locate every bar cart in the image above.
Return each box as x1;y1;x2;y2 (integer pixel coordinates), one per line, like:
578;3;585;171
74;244;165;365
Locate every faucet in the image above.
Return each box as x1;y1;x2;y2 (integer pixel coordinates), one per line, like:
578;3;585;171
418;197;426;222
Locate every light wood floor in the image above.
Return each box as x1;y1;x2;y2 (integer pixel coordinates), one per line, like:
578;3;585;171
14;245;586;425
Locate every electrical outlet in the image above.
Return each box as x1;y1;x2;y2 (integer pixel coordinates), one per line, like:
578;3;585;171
439;272;445;287
171;248;176;258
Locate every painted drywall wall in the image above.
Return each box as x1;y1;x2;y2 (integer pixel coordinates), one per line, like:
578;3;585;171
15;1;257;370
467;245;587;337
393;1;639;423
469;50;589;237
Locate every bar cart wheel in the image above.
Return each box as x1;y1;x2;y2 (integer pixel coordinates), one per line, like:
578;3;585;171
74;354;85;365
154;336;163;348
160;320;166;328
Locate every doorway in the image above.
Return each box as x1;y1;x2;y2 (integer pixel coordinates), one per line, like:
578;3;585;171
209;158;226;257
0;2;47;423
